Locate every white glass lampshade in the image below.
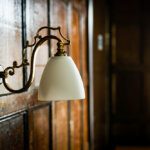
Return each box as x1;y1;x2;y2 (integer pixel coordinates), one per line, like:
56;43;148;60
38;56;85;101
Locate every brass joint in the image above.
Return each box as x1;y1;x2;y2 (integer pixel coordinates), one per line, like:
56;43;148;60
55;42;67;56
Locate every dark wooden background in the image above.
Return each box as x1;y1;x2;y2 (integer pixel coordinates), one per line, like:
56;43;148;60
0;0;89;150
93;0;150;149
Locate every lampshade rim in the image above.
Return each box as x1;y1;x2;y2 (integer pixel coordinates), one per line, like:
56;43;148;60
38;97;85;101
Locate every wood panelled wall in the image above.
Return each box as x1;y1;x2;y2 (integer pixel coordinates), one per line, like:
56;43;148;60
0;0;89;150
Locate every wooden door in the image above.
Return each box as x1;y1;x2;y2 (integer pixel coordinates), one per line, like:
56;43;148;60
110;0;150;146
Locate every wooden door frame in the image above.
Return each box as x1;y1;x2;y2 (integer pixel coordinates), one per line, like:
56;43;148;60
87;0;94;149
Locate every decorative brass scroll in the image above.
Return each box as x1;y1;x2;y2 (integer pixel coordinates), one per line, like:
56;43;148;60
0;26;70;93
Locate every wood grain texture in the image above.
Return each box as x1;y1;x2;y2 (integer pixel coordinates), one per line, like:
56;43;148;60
0;88;38;117
26;0;49;87
29;106;50;150
50;0;68;56
0;115;24;150
50;1;69;150
69;3;82;150
70;8;80;69
79;2;89;149
70;100;82;150
0;0;23;94
53;101;68;150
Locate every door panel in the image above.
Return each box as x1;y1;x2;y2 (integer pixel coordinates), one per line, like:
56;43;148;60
0;114;25;150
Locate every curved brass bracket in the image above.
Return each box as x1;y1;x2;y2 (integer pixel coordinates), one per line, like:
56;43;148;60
0;26;70;93
25;26;70;48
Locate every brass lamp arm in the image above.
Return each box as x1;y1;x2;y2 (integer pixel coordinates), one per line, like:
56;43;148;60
0;26;70;93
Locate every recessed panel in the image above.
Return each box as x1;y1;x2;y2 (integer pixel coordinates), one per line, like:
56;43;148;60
113;71;142;115
114;25;140;65
0;115;24;150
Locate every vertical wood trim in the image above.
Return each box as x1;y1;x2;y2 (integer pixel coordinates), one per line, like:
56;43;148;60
23;111;29;150
52;102;57;150
105;0;113;149
67;101;71;150
47;0;51;57
66;2;71;150
49;102;53;150
139;0;144;64
47;1;53;149
66;3;71;149
21;0;27;86
46;1;53;148
139;1;144;119
79;11;84;150
80;100;84;150
88;0;94;149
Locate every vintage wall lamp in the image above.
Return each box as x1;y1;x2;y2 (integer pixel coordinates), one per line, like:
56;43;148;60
0;26;85;101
